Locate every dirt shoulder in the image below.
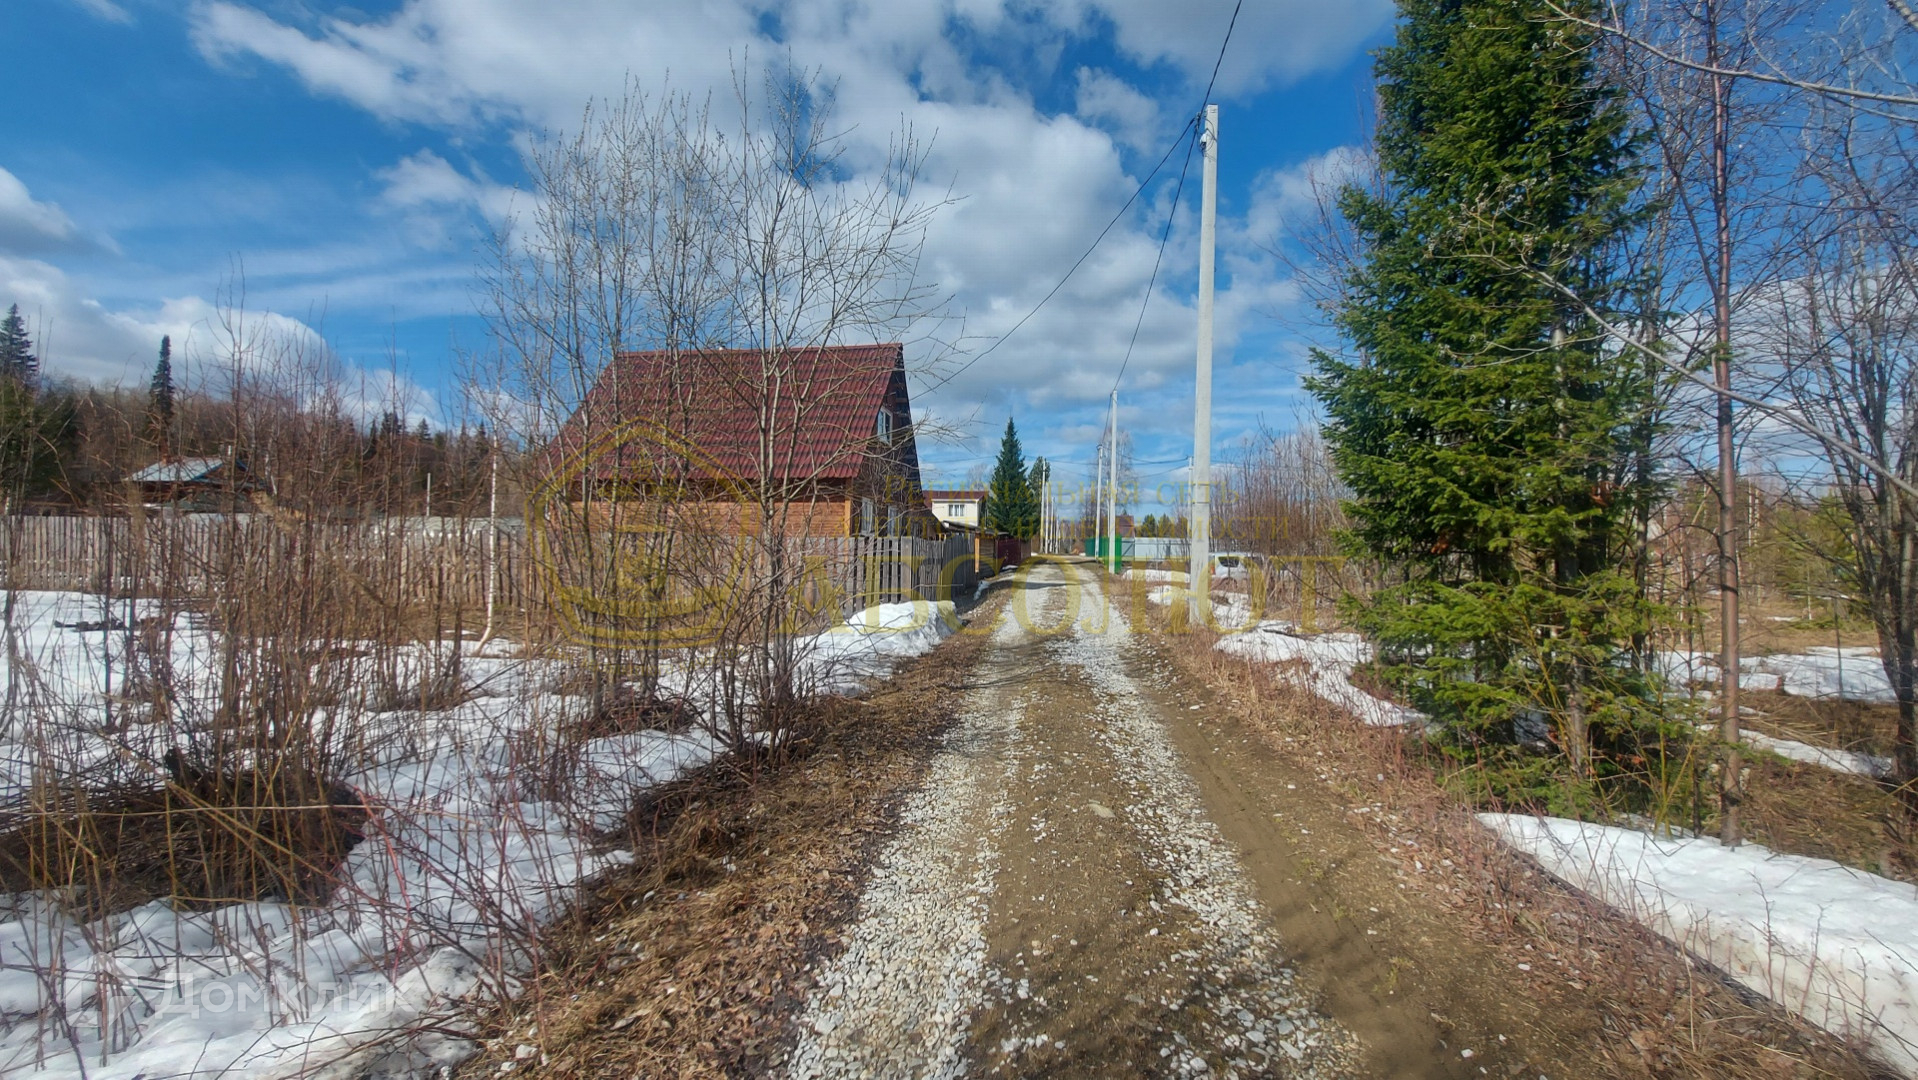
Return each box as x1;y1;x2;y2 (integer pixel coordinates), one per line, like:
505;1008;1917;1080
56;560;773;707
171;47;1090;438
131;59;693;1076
450;593;1007;1079
1128;582;1881;1079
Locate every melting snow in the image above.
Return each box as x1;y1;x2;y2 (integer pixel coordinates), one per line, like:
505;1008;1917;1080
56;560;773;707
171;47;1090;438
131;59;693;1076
1483;814;1918;1077
0;590;955;1078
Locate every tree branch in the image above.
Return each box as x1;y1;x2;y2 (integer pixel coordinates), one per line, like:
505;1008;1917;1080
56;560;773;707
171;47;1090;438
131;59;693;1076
1473;248;1918;504
1546;0;1918;110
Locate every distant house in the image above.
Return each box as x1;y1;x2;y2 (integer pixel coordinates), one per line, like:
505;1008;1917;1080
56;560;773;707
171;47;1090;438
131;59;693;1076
925;489;985;532
127;457;252;509
546;343;938;538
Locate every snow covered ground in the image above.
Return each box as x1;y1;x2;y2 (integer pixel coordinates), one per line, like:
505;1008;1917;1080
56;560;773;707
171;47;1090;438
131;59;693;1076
0;590;956;1078
1660;646;1895;704
1739;730;1893;779
1213;624;1425;728
1134;584;1421;728
1483;814;1918;1077
1659;647;1899;776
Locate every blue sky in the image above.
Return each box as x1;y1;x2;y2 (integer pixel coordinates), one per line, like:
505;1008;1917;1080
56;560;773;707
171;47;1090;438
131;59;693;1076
2;0;1392;516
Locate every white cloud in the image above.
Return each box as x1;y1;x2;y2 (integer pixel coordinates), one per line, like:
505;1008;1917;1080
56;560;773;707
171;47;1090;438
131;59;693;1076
0;167;113;257
176;0;1385;462
1243;144;1373;246
69;0;133;24
1064;0;1394;95
0;253;320;386
189;0;764;130
0;256;441;428
1074;67;1162;155
376;150;522;249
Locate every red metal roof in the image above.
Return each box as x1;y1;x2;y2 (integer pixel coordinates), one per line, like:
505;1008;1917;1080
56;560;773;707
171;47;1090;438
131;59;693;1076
546;343;908;484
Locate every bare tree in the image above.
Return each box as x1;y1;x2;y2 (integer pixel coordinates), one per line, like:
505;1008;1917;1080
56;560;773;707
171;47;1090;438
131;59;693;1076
1555;0;1918;823
472;67;952;753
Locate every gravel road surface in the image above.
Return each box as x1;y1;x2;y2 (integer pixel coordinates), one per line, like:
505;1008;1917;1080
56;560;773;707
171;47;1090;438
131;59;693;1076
787;562;1364;1079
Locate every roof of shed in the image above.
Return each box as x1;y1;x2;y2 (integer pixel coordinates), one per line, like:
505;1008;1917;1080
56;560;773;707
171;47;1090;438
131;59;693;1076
128;457;226;484
547;344;907;483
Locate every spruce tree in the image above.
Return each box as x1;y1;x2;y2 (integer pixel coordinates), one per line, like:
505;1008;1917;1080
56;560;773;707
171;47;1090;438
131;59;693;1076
0;305;36;383
1308;0;1659;793
984;418;1039;538
148;335;176;448
1027;456;1051;507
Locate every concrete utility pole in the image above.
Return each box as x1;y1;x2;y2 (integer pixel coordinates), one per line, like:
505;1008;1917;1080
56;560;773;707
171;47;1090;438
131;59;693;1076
1188;103;1219;623
1038;473;1047;556
1107;390;1120;573
1095;443;1106;560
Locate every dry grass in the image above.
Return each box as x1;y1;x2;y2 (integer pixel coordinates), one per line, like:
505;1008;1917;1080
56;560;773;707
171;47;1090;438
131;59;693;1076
1742;688;1901;759
1130;583;1884;1080
0;770;370;916
1741;756;1917;885
450;593;1003;1079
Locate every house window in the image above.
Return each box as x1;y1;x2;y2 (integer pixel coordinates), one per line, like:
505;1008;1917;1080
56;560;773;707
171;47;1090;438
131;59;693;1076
887;506;901;536
861;497;876;536
875;408;892;444
945;502;966;516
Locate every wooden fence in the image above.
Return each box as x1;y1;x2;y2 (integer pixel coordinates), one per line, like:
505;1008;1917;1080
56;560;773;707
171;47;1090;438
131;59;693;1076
0;516;980;621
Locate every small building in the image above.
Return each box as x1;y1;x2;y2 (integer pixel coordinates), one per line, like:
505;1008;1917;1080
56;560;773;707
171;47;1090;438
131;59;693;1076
127;457;252;509
545;343;939;537
925;489;986;531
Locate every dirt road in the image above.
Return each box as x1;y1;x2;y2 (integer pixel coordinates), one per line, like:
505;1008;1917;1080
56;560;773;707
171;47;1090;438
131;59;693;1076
785;562;1478;1080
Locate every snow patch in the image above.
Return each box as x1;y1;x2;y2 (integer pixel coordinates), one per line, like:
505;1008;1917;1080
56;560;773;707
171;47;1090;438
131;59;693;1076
0;590;955;1078
1660;647;1895;704
1482;814;1918;1076
1740;730;1892;779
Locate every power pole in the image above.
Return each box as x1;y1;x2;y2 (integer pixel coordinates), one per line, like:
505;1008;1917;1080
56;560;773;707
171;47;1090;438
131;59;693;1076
1095;443;1106;560
1188;103;1219;622
1108;390;1120;573
1038;472;1047;556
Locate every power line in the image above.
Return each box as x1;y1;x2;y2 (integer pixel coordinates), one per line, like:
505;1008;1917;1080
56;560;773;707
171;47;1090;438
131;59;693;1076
1113;0;1242;395
1200;0;1246;112
920;113;1199;394
1113;121;1199;391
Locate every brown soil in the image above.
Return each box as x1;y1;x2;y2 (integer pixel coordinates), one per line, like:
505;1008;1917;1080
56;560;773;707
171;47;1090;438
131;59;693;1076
451;592;1008;1079
1119;628;1593;1078
1139;593;1884;1079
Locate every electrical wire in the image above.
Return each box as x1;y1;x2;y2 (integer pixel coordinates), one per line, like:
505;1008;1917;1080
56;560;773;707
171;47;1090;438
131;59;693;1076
926;0;1247;480
1112;121;1199;392
1112;0;1242;398
920;114;1199;394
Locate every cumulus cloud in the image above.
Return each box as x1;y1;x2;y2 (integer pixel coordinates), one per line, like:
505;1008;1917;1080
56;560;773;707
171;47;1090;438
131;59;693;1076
1074;67;1162;155
178;0;1386;460
189;0;762;129
0;254;302;386
1243;144;1373;245
0;254;442;429
1065;0;1394;95
0;167;113;257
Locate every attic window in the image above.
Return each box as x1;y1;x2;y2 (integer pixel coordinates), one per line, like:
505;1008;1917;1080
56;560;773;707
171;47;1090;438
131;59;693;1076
875;408;892;444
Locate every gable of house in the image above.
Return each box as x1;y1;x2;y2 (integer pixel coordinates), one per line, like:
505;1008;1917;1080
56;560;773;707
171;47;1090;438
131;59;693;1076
546;343;934;537
551;344;915;482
